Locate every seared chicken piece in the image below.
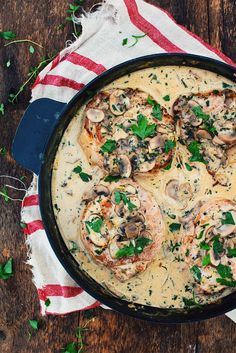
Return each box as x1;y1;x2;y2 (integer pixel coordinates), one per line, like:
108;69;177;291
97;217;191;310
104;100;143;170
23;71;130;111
181;199;236;294
173;89;236;176
80;179;165;281
79;88;176;177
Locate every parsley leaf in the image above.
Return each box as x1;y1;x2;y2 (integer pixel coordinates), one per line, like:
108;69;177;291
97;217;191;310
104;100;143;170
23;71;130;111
188;141;206;164
216;278;236;287
85;217;103;234
185;163;193;171
217;264;232;279
122;38;128;46
0;31;16;40
227;247;236;258
222;82;232;89
192;106;210;121
202;254;211;266
115;237;152;259
147;96;163;121
0;103;4;115
0;257;13;280
190;265;202;282
221;211;235;225
199;241;210;250
164;140;176;153
69;241;79;253
163;95;170;101
104;175;121;183
73;165;92;183
114;191;136;211
29;320;39;331
169;223;181;232
100;139;117;154
131;114;156;139
212;236;223;254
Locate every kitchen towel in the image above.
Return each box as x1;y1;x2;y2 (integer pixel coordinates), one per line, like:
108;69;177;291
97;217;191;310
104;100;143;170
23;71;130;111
21;0;236;317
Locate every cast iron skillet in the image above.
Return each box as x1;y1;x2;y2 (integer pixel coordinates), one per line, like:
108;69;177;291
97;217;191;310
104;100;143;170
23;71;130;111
12;53;236;323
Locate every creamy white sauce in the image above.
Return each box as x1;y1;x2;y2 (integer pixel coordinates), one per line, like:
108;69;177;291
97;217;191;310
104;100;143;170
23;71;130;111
52;66;236;308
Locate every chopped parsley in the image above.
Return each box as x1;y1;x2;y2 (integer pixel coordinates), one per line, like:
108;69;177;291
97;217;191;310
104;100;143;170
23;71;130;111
114;191;136;211
104;175;121;183
192;106;210;121
169;240;181;252
115;237;152;259
85;217;103;234
100;139;117;154
202;254;211;267
216;264;232;279
222;82;232;89
131;114;156;139
29;320;39;331
216;278;236;287
227;247;236;258
185;163;193;171
221;211;235;225
73;165;92;182
199;241;210;251
163;94;170;101
169;223;181;232
0;257;13;280
164;161;172;170
164;140;176;153
190;265;201;282
69;241;79;253
147;96;162;121
0;31;16;40
212;236;223;255
188;141;206;164
122;38;128;46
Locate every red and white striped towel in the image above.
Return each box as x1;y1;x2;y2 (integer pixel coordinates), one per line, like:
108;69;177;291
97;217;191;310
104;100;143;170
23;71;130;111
21;0;236;317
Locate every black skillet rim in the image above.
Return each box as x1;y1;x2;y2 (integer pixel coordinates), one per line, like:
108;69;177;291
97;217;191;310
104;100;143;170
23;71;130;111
39;53;236;323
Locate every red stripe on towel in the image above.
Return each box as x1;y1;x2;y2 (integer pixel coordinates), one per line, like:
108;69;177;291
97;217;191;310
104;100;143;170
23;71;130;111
22;194;39;207
38;75;85;91
66;52;106;75
123;0;184;53
38;285;84;300
23;220;44;235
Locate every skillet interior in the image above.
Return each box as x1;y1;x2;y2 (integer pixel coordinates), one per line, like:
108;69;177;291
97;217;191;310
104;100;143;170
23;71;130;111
39;53;236;323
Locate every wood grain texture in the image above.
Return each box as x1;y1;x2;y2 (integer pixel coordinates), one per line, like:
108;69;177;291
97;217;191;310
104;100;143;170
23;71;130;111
0;0;235;352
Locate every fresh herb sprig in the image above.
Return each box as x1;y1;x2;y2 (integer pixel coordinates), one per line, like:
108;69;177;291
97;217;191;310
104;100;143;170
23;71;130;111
66;1;84;37
131;114;156;139
116;237;153;259
73;165;92;182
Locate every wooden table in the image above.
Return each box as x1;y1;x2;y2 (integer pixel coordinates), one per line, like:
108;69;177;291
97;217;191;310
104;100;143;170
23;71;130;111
0;1;236;352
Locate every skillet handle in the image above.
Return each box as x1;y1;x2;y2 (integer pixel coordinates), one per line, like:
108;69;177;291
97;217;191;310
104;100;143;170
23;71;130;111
12;98;66;175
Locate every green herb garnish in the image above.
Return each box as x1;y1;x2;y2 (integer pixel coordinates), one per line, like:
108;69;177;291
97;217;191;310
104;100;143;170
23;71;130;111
222;82;232;89
115;237;152;259
131;114;156;139
0;257;13;280
192;106;210;121
199;241;210;250
29;320;39;331
185;163;193;171
169;223;181;232
122;38;128;46
85;217;103;234
100;139;117;154
221;211;235;225
227;247;236;258
0;31;16;40
212;236;223;254
147;96;163;121
114;191;136;211
163;95;170;101
69;241;79;253
188;141;206;164
190;265;202;282
202;254;211;266
104;175;121;183
73;165;92;182
164;140;176;153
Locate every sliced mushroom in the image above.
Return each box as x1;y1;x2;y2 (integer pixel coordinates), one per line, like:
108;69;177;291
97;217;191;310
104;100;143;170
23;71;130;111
195;129;212;141
191;118;202;127
86;108;105;122
124;184;136;195
94;185;110;196
165;179;179;200
213;135;225;146
123;222;141;239
149;134;165;151
129;196;141;210
109;239;120;259
118;155;132;178
109;90;130;115
214;224;236;237
115;204;125;218
209;248;221;266
217;133;236;145
138;159;156;173
214;173;230;186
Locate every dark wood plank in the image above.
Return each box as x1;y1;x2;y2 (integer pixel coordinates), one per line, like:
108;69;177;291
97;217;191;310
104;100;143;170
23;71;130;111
0;1;235;352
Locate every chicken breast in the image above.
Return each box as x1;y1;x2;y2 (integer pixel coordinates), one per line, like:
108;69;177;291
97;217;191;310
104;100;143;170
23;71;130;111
181;199;236;294
173;89;236;175
79;88;176;177
80;179;165;281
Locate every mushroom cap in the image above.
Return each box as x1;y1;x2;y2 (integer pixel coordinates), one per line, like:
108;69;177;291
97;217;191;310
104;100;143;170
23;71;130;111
86;108;105;122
